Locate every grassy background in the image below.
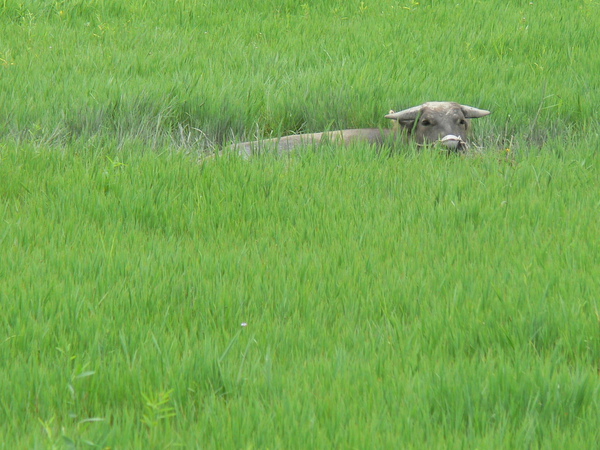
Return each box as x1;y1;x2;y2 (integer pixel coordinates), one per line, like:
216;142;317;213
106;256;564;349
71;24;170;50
2;143;599;447
1;0;599;147
1;0;600;448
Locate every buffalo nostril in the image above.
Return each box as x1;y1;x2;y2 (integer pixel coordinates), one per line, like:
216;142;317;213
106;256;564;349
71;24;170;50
440;135;464;149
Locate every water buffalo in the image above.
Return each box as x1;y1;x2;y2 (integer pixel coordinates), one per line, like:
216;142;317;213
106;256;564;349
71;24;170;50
228;101;491;157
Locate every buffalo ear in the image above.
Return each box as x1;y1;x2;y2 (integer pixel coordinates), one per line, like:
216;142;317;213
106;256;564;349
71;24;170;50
395;119;417;131
460;105;491;118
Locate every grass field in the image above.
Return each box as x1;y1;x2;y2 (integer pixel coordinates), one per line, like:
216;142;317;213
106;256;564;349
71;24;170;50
1;0;600;448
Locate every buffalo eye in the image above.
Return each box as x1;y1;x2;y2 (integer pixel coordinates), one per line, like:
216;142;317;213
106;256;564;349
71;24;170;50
458;119;467;127
421;119;432;126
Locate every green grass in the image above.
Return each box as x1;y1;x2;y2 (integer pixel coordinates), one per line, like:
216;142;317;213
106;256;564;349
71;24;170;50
2;142;599;447
1;0;599;147
1;0;600;448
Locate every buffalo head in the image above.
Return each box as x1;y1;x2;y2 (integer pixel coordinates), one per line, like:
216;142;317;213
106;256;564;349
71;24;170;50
385;102;491;151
